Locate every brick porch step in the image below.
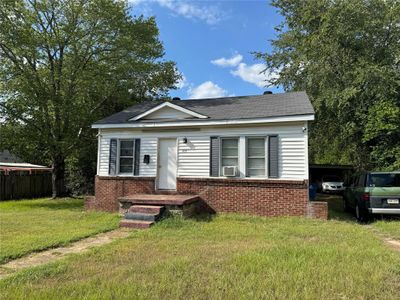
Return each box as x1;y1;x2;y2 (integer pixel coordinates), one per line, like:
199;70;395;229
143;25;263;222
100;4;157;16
119;194;199;206
119;220;154;229
128;205;165;214
125;212;160;222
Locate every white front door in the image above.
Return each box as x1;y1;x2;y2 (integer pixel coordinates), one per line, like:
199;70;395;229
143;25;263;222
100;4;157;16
158;138;177;190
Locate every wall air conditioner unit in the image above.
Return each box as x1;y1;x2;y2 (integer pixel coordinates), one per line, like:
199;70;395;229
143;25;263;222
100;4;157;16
222;166;237;177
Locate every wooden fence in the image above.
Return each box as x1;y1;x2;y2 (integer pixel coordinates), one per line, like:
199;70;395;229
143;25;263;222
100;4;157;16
0;173;52;201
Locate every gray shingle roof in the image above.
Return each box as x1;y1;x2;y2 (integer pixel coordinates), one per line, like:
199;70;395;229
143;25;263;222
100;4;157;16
93;91;314;125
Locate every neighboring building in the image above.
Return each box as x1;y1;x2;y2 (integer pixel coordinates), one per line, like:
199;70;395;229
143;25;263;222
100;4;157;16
0;150;22;163
0;162;52;175
88;91;327;219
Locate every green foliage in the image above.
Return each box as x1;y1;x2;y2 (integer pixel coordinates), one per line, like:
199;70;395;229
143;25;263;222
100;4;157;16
255;0;400;170
0;0;180;195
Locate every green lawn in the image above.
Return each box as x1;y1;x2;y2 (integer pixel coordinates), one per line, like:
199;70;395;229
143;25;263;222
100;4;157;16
0;198;119;263
1;213;400;299
1;196;399;299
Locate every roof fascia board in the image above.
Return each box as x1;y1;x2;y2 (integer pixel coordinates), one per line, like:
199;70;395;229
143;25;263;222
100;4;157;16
129;102;208;121
92;114;315;129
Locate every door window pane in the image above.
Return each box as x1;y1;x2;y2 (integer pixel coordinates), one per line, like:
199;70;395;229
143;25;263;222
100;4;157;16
247;138;265;177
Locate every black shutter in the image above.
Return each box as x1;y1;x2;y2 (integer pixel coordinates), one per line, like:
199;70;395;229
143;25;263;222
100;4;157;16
134;139;140;176
268;136;279;178
210;136;220;177
109;139;117;175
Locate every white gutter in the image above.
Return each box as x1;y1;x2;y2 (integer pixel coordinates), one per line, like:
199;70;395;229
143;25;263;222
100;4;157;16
92;114;315;129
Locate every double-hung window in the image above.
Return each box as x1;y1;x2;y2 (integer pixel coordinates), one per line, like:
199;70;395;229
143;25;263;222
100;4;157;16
246;137;266;177
220;138;239;176
119;140;134;174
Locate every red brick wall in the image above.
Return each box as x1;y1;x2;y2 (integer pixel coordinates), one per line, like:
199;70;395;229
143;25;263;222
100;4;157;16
88;176;328;219
307;201;328;220
177;177;316;217
88;176;155;211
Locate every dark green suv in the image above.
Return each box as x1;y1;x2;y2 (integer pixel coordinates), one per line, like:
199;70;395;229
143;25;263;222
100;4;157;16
343;172;400;221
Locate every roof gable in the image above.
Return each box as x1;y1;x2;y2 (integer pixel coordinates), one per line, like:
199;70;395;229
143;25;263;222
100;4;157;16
129;102;208;121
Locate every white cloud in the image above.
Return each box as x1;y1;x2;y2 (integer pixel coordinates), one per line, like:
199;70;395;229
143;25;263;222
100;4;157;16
231;62;278;88
176;73;188;89
188;81;228;99
211;54;243;67
155;0;225;25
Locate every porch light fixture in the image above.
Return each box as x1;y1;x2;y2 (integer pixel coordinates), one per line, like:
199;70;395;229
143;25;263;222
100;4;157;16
183;137;188;144
143;155;150;164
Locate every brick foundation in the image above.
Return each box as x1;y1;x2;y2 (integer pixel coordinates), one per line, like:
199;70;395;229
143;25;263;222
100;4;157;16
88;176;328;219
177;177;315;218
89;176;156;211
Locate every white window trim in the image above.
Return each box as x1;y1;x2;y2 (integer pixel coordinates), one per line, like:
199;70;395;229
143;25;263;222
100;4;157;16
129;102;209;121
217;135;271;179
117;139;135;175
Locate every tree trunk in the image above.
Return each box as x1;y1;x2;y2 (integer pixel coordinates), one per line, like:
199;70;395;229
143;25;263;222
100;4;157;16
52;154;67;198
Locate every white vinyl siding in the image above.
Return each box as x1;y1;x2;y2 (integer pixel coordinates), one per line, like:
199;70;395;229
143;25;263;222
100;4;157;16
139;138;157;177
178;137;210;177
97;122;309;180
280;136;307;179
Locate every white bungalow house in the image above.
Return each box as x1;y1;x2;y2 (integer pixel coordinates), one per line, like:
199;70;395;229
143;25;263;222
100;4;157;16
87;91;327;228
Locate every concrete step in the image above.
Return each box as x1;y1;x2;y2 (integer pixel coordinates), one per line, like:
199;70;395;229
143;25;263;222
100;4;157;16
124;212;160;222
128;205;165;215
119;220;154;229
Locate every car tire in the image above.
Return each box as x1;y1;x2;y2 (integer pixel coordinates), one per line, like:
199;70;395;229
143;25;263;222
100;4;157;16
355;202;369;223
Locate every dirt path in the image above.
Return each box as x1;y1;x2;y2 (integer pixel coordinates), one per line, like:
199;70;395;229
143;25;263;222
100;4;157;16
365;225;400;252
383;238;400;252
0;229;130;280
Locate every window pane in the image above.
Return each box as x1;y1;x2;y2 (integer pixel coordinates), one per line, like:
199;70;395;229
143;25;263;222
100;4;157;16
120;140;134;156
248;147;264;157
248;138;265;157
222;158;238;167
248;138;264;148
247;138;266;177
119;158;133;173
222;147;238;156
248;158;265;169
220;138;239;176
248;169;265;177
222;139;238;148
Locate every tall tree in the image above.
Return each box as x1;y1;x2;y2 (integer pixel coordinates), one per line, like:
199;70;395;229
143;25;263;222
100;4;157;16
255;0;400;170
0;0;180;196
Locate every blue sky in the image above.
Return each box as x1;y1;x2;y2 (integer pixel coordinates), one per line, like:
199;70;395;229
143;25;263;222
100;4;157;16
130;0;283;99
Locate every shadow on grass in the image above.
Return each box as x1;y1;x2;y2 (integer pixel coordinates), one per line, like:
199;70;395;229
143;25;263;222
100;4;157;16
316;193;355;222
192;213;215;223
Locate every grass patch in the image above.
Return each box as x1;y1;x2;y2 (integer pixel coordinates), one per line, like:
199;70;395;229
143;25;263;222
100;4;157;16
373;220;400;240
318;193;400;239
1;214;400;299
0;198;119;263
